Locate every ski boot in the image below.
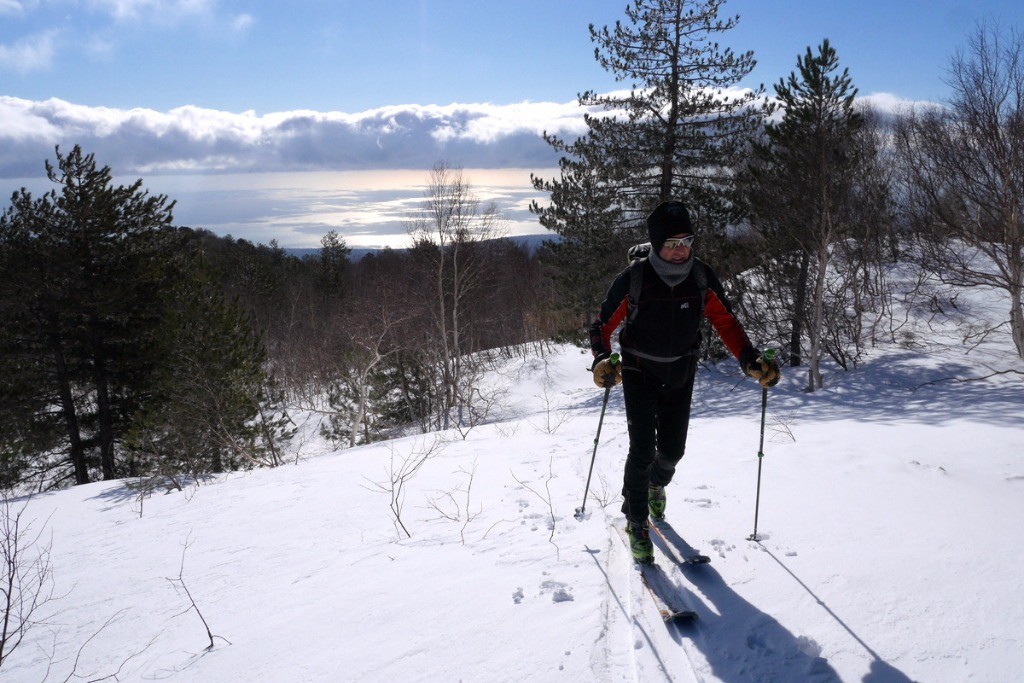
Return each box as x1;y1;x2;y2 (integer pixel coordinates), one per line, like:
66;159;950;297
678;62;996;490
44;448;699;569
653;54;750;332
625;519;654;564
648;485;666;521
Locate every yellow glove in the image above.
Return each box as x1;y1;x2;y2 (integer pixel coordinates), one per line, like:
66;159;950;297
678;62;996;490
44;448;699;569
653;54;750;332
743;354;781;388
592;357;622;388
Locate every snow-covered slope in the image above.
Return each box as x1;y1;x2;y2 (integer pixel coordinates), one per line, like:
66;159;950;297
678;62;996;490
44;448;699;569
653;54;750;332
5;305;1023;681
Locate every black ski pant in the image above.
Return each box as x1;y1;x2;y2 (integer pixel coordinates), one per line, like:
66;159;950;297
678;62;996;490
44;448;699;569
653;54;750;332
620;354;697;524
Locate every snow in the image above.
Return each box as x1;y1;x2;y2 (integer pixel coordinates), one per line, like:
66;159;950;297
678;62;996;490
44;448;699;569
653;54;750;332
5;291;1024;682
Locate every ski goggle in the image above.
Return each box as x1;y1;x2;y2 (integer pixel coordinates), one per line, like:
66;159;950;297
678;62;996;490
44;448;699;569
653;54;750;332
662;235;695;250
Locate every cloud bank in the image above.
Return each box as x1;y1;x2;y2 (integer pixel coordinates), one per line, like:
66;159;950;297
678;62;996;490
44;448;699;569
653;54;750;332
0;90;936;180
0;91;935;249
0;96;591;178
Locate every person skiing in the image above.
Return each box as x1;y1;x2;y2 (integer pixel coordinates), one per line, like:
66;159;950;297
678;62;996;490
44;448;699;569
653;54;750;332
589;200;780;564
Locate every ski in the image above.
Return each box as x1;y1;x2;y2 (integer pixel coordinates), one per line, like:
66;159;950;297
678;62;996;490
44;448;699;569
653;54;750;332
650;518;711;565
616;526;698;623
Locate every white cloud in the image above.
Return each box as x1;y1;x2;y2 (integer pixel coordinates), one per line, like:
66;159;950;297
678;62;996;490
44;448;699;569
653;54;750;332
87;0;214;22
0;91;940;180
0;30;58;73
231;13;253;33
0;96;61;139
0;96;590;177
857;91;940;115
0;0;29;15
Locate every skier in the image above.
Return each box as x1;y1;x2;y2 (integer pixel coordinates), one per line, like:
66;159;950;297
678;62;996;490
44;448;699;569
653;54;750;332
589;200;780;563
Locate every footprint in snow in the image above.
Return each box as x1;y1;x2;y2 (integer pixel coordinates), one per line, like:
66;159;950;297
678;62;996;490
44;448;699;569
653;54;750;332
909;460;948;474
540;579;574;603
796;635;823;658
709;538;736;557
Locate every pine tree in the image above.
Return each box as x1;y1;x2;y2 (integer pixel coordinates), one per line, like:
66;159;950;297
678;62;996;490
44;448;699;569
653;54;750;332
125;272;294;478
0;146;178;486
743;40;870;390
318;229;351;296
1;147;294;489
531;0;766;321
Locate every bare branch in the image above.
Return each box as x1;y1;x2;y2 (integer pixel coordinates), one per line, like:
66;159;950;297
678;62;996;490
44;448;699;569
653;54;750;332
166;537;230;652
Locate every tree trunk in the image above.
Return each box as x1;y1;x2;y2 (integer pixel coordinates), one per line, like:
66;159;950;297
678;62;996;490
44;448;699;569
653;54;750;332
92;350;116;480
48;332;89;485
436;248;451;432
450;241;462;428
807;241;830;392
350;378;367;449
790;251;810;366
1011;287;1024;361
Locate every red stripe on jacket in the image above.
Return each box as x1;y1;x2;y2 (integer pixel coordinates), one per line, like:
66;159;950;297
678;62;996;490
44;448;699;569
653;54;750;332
599;297;629;356
704;288;752;360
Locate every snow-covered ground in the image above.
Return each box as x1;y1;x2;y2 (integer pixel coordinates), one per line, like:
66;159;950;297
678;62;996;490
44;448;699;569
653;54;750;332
4;291;1023;682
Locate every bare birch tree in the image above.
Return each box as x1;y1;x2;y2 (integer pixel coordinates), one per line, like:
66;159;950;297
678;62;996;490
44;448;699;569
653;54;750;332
407;163;507;431
896;23;1024;359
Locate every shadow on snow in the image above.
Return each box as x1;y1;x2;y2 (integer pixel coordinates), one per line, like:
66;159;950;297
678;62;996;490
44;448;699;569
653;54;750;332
566;351;1023;428
593;523;918;683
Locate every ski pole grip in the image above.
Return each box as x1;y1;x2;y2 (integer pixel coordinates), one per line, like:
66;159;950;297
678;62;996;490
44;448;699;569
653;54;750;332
762;348;776;362
609;352;620;367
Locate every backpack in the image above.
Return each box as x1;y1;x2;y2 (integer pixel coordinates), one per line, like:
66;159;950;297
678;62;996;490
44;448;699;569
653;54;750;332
625;242;708;324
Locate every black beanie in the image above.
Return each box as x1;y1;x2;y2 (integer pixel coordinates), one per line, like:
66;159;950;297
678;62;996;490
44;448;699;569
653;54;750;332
646;201;693;251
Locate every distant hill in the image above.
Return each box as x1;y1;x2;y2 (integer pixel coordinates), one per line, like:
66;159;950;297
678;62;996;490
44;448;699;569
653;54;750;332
284;233;558;261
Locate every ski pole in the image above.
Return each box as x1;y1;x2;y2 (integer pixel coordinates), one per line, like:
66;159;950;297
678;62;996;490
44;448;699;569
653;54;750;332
575;353;619;521
748;348;776;542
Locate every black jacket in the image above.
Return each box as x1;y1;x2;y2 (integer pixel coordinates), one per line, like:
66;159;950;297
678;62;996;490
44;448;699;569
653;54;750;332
589;258;755;367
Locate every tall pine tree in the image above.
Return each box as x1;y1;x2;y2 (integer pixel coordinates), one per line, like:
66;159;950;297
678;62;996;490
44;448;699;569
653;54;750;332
125;270;294;479
532;0;766;325
743;40;870;390
0;146;178;485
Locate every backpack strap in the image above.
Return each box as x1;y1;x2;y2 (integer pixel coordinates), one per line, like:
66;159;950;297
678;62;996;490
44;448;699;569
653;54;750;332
627;258;646;323
692;258;708;316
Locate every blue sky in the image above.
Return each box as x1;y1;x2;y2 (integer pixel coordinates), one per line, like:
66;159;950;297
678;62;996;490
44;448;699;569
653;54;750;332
3;0;1017;110
2;0;1023;248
